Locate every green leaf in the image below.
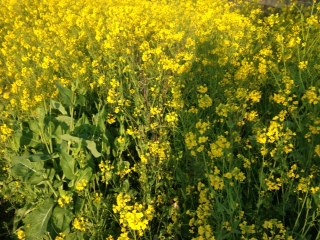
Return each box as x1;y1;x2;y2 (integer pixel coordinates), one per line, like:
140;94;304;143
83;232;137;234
60;151;76;180
29;153;54;162
60;134;82;143
57;83;73;107
76;167;92;183
51;206;74;233
85;140;101;158
28;120;41;134
14;203;33;230
56;116;73;128
93;106;109;135
65;232;85;240
76;93;86;107
51;100;68;115
11;157;45;184
24;199;54;240
122;179;130;192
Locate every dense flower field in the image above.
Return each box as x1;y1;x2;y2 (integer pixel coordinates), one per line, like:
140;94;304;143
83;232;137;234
1;0;320;239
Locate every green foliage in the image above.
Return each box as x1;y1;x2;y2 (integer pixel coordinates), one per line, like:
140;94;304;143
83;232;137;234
24;199;54;239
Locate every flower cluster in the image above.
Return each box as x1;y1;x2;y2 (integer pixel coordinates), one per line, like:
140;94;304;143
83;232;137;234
113;193;155;237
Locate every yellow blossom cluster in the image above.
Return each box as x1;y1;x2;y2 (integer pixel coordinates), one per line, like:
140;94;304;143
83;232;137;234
302;86;320;105
207;167;225;191
58;193;73;208
0;124;14;142
55;233;66;240
262;219;293;240
188;182;215;240
16;229;26;240
99;160;114;183
223;167;246;183
265;175;283;191
73;217;88;232
185;119;211;156
239;221;256;237
138;140;172;165
255;110;296;157
208;135;231;159
113;193;155;237
75;179;88;192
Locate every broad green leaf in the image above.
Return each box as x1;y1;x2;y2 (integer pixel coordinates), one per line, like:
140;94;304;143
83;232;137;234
14;203;33;230
50;100;68;115
11;157;45;184
76;93;86;107
65;232;85;240
11;132;22;151
93;106;107;132
85;140;101;158
56;116;73;128
60;151;76;180
29;153;54;162
45;168;56;182
18;123;38;148
60;134;82;143
57;83;73;107
122;179;130;192
28;120;41;134
101;134;111;155
76;167;92;183
51;206;74;233
75;113;90;127
24;199;54;240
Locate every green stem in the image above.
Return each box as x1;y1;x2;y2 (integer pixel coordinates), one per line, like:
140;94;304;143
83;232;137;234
293;192;308;231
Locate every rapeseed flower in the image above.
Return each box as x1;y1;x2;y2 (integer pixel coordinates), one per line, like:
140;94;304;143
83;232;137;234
58;193;73;208
75;179;88;192
16;229;25;240
73;217;88;232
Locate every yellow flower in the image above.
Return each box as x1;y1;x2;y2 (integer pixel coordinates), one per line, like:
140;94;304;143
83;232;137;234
94;193;103;205
185;132;198;150
265;176;282;191
117;136;126;145
55;233;66;240
17;229;26;240
75;179;88;192
73;217;87;232
245;111;258;122
165;112;179;125
208;135;231;159
58;193;73;208
248;90;261;103
198;136;208;144
208;174;224;190
311;187;320;194
150;107;162;117
303;87;320;104
224;172;233;179
198;94;213;109
197;85;208;94
315;145;320;157
107;114;116;124
298;61;308;71
196;120;211;135
0;124;14;142
297;177;310;193
232;167;246;182
239;221;256;235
